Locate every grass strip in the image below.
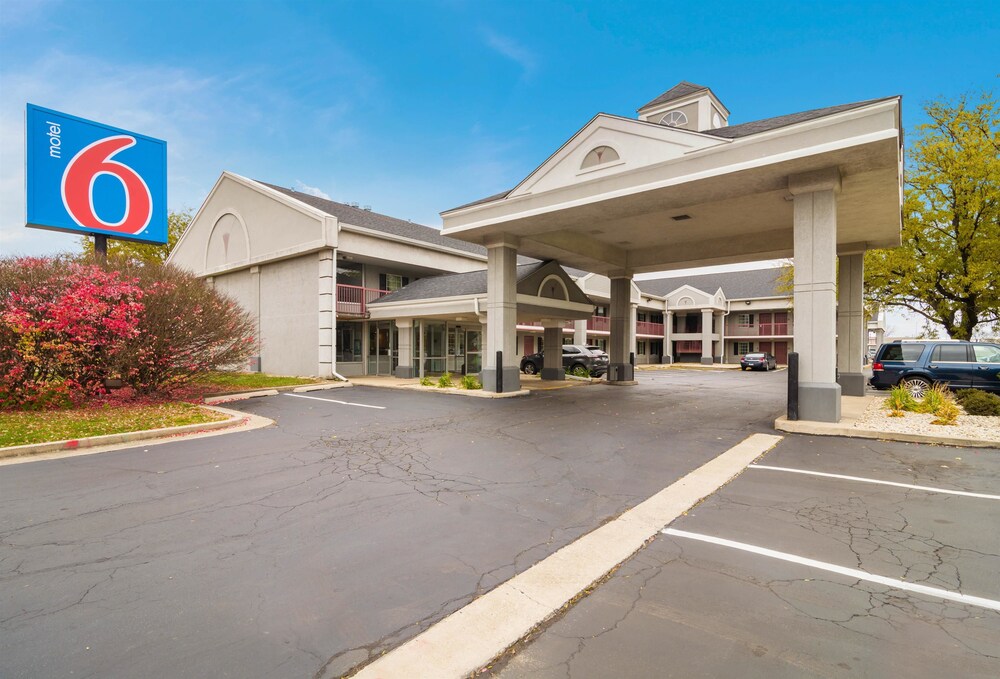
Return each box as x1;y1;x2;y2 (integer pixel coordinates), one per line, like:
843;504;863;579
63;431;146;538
0;402;229;448
192;371;320;391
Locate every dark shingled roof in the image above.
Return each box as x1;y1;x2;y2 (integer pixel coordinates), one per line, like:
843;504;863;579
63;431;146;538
703;97;896;139
638;81;709;111
257;181;487;257
370;262;547;304
636;267;789;300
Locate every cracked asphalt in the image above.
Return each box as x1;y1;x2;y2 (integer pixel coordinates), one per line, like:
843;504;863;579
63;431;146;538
1;370;783;679
493;435;1000;678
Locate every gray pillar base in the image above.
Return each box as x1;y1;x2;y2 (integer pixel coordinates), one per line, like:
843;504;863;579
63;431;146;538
700;356;714;365
394;365;415;379
540;368;565;381
607;363;635;382
481;367;522;393
714;357;722;364
799;382;842;423
837;372;866;397
663;356;673;364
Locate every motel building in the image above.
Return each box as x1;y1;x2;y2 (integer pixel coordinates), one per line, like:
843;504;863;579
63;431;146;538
169;82;902;423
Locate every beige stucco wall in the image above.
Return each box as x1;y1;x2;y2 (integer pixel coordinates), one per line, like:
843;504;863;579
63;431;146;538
258;256;319;376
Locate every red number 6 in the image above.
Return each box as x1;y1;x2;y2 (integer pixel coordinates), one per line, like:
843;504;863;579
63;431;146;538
61;135;153;235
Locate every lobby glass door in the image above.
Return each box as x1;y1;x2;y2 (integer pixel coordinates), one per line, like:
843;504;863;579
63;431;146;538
368;321;397;375
465;329;482;374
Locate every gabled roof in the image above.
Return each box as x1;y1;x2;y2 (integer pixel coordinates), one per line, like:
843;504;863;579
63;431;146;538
258;181;486;256
637;267;788;299
370;262;547;304
703;97;897;139
638;81;709;111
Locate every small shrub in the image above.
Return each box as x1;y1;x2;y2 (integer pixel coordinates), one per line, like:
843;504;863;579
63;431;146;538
459;374;482;390
437;372;454;388
956;389;1000;416
914;383;950;414
931;398;960;426
571;366;591;378
884;385;915;417
419;376;434;386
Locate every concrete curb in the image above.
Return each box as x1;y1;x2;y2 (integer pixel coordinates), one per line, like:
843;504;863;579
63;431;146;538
348;433;784;679
201;380;350;404
0;405;257;460
775;415;1000;449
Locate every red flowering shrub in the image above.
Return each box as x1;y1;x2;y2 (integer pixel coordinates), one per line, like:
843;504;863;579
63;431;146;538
1;257;255;409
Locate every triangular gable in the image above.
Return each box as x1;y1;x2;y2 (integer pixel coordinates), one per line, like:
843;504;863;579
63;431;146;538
168;172;334;276
664;284;726;308
508;114;728;198
517;260;593;305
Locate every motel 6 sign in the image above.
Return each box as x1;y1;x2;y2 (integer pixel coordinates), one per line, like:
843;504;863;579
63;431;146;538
25;104;167;244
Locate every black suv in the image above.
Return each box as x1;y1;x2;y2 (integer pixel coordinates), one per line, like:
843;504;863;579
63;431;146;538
520;345;609;377
869;340;1000;397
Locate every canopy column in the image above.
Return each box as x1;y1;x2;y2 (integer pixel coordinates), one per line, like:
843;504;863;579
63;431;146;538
607;273;635;383
837;254;866;396
701;308;714;365
541;323;565;380
663;310;673;364
573;319;588;345
790;167;841;422
482;235;521;392
394;318;414;378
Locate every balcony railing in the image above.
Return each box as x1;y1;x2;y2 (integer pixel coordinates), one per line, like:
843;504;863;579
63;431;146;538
636;321;664;336
587;316;610;332
336;284;391;317
727;322;792;336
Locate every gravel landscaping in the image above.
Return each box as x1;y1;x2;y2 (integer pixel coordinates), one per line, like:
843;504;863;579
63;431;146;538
856;395;1000;444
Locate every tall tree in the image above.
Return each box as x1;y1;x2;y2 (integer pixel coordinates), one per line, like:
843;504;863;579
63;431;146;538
79;210;192;264
865;89;1000;339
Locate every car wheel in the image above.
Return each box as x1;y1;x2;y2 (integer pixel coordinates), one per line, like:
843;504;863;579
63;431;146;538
901;376;931;399
762;363;768;372
741;366;746;371
523;362;538;375
571;362;586;375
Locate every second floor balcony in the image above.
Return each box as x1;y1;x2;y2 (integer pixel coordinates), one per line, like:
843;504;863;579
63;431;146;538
727;320;792;336
337;284;391;317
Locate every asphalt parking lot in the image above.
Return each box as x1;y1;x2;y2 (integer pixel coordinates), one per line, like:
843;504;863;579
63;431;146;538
494;435;1000;678
2;368;997;679
1;369;784;679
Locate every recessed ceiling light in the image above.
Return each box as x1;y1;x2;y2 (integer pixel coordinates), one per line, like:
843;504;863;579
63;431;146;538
671;214;692;221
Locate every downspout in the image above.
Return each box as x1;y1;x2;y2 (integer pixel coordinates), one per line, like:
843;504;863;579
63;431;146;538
721;300;732;364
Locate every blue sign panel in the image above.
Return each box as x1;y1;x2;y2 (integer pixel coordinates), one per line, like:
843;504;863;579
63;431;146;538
25;104;167;244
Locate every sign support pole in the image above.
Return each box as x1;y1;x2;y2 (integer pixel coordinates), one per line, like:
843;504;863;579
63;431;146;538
94;234;108;264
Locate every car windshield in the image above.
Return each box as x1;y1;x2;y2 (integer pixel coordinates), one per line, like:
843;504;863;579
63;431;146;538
586;346;606;355
745;353;765;358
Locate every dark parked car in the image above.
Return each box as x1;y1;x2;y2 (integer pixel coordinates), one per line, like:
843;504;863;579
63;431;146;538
869;340;1000;397
520;344;609;377
740;352;777;371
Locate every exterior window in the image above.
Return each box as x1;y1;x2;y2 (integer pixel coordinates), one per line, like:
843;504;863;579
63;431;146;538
595;306;608;317
737;313;754;327
337;261;363;286
637;340;647;355
379;273;409;291
735;341;752;356
336;322;363;362
581;146;621;169
658;110;688;127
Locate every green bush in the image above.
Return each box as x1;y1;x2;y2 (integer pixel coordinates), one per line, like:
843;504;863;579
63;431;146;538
956;389;1000;416
884;385;916;416
436;372;454;388
931;398;960;426
565;366;590;378
459;374;482;390
419;376;434;386
914;383;951;414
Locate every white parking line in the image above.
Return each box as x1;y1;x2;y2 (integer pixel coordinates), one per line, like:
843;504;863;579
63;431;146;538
284;393;386;409
749;464;1000;500
662;528;1000;612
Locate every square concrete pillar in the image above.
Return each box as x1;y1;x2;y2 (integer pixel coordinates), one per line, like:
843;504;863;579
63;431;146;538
700;308;714;365
837;254;866;396
607;274;635;382
317;250;335;378
573;319;588;346
482;237;521;392
663;310;673;363
541;324;565;380
790;168;842;422
394;318;414;378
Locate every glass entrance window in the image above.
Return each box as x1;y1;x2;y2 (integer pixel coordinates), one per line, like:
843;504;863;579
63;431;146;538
466;329;482;374
422;322;447;373
366;321;398;375
336;322;363;363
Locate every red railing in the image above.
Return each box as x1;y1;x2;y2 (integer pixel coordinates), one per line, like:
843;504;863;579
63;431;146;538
727;322;792;336
587;316;610;332
336;284;390;316
636;321;664;336
676;340;702;353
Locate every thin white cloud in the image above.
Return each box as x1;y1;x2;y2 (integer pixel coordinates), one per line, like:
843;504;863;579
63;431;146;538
294;180;331;200
481;28;537;77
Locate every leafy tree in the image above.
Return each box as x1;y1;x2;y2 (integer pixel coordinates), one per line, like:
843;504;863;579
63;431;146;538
79;210;191;264
865;89;1000;339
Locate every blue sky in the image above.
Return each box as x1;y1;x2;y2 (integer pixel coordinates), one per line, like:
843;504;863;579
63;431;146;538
1;1;997;332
